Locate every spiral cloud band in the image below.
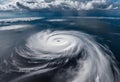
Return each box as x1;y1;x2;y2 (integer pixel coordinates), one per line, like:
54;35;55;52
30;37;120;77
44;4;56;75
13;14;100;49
2;30;119;82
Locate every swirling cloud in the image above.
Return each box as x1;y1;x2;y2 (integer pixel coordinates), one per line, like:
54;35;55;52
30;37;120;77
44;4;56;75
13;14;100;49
8;30;119;82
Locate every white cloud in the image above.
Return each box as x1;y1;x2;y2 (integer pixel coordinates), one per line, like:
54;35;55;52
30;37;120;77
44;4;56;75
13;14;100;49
0;17;43;25
0;25;30;31
0;0;118;11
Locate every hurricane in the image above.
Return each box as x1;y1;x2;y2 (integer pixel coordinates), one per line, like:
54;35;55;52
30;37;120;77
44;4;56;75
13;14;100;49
0;29;118;82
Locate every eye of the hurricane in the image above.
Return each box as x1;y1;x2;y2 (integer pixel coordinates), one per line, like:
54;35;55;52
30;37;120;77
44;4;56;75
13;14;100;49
48;36;68;46
53;38;66;43
47;34;77;49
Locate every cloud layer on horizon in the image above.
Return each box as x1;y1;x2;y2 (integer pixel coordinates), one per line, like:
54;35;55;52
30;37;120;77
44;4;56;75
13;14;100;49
0;0;119;11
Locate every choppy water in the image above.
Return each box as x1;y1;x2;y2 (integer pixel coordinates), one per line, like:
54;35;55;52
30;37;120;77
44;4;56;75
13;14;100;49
0;16;120;82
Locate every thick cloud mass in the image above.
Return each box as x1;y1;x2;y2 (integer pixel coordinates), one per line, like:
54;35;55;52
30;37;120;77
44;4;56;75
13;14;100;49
0;0;119;11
